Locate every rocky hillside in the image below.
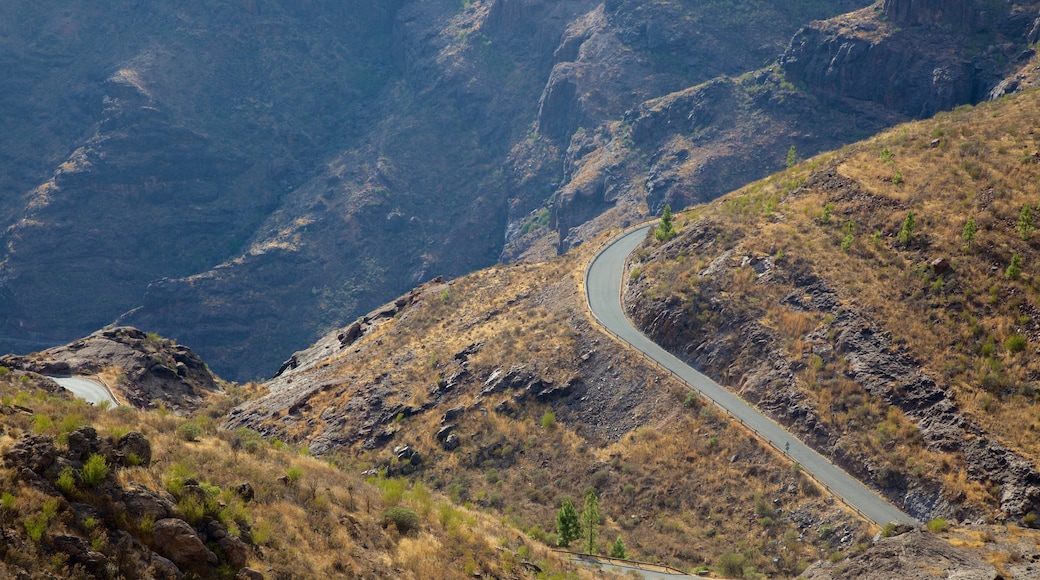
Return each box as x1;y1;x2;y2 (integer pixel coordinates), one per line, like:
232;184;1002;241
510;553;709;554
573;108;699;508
220;240;873;577
12;0;1039;382
626;86;1040;530
0;327;222;413
0;371;602;579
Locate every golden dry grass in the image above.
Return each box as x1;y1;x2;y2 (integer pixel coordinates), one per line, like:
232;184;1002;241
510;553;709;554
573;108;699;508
634;87;1040;517
0;372;605;579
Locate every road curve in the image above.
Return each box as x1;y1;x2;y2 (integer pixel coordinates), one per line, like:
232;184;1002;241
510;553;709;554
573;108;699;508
585;225;918;527
49;376;118;407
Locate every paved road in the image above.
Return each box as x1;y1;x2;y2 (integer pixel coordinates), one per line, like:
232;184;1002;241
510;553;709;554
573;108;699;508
585;225;918;527
49;376;117;407
571;554;695;579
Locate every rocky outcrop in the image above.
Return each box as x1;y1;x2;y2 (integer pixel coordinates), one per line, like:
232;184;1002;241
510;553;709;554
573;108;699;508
152;518;219;576
0;326;221;412
781;2;1040;119
881;0;979;30
626;215;1040;523
802;529;998;580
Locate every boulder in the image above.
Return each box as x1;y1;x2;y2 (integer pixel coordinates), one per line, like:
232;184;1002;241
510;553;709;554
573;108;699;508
234;482;255;503
66;426;101;462
3;434;58;474
117;431;152;467
202;518;250;569
443;433;460;451
237;568;264;580
152;518;218;574
123;486;174;522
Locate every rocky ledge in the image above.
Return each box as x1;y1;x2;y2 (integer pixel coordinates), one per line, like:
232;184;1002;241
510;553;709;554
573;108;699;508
0;326;222;412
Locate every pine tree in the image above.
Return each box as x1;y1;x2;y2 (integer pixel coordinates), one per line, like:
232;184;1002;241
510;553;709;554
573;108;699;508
581;490;600;554
785;145;797;168
555;499;580;548
1006;253;1023;280
655;205;675;242
1018;205;1034;240
897;211;915;245
610;535;627;559
962;215;977;246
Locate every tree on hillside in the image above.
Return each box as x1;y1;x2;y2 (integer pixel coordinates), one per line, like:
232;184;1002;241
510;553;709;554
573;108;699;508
962;215;977;246
610;535;627;559
897;211;915;245
581;489;600;554
655;205;675;242
555;499;580;548
786;145;797;168
1018;205;1034;240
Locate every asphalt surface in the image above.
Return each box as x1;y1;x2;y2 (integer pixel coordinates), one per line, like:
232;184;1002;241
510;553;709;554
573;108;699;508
571;554;695;579
49;376;118;407
585;225;919;527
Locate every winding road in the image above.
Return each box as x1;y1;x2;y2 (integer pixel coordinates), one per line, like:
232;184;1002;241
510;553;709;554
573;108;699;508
49;376;118;407
585;225;918;527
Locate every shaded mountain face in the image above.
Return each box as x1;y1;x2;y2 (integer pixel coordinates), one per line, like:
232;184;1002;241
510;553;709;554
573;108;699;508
2;0;1037;380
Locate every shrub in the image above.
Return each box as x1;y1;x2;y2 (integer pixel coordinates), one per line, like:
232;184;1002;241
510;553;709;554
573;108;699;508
1005;334;1027;353
81;454;109;487
177;421;204;442
683;391;699;408
926;518;948;533
820;202;833;225
285;466;304;486
380;506;421;535
541;410;556;430
24;514;48;543
56;466;76;495
717;552;745;577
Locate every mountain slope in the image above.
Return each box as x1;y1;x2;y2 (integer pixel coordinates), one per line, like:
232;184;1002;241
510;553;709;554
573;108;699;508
0;369;606;579
627;86;1040;526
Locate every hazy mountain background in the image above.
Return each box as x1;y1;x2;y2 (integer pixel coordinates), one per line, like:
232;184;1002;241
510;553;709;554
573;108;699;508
2;0;1038;381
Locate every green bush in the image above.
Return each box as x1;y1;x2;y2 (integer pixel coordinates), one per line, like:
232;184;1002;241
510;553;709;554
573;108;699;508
177;421;204;442
1005;334;1028;353
683;392;699;408
926;518;948;533
24;514;47;542
380;506;421;535
541;411;556;430
56;467;76;495
81;454;109;487
717;552;745;577
286;466;304;485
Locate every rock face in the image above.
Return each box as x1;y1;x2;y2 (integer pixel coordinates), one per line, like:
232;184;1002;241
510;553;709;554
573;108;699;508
0;0;871;381
801;529;998;580
780;1;1040;119
0;326;221;411
626;211;1040;523
151;518;219;576
2;0;1037;382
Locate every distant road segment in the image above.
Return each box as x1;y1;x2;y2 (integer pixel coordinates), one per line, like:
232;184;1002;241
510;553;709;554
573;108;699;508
50;376;118;407
585;225;918;527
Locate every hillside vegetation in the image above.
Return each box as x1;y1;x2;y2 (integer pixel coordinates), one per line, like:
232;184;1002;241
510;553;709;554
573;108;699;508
223;245;867;577
0;371;601;579
627;87;1040;527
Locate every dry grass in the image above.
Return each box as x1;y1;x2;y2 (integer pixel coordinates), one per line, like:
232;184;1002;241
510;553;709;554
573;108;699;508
633;87;1040;517
0;372;604;579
